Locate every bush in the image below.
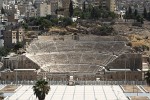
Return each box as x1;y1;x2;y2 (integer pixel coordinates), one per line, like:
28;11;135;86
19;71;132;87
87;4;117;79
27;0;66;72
136;15;144;24
110;20;115;25
50;18;58;25
0;47;10;57
61;17;73;27
126;42;132;46
14;42;23;51
132;22;142;27
22;23;28;30
99;26;114;35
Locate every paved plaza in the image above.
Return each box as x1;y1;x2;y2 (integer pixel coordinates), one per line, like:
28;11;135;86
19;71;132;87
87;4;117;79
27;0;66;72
0;85;149;100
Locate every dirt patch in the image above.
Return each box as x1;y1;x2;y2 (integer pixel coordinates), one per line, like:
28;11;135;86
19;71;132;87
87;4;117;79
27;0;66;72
122;85;142;93
0;85;20;92
130;96;150;100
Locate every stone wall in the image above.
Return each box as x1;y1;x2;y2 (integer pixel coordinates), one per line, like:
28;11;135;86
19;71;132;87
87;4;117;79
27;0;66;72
107;53;142;70
1;70;37;81
1;55;40;70
104;71;142;81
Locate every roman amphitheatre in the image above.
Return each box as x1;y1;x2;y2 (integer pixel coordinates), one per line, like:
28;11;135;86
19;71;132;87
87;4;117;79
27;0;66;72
1;34;143;82
0;34;149;100
26;35;128;69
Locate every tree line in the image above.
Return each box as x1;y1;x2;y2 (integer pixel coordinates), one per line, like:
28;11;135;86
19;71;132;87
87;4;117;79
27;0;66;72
22;16;73;30
124;6;150;24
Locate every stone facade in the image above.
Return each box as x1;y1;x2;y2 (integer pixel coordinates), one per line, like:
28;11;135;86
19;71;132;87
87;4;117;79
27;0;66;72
62;0;70;16
107;54;142;70
36;3;51;17
104;71;142;81
3;27;25;48
1;55;39;70
1;69;37;81
0;35;144;82
100;0;116;12
0;55;39;81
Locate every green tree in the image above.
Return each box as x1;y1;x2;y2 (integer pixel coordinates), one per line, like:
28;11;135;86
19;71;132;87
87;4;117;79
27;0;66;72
143;7;147;18
145;70;150;86
147;12;150;21
126;6;133;19
124;9;128;21
94;7;102;19
33;79;50;100
62;17;73;26
69;0;73;17
128;6;132;15
83;1;86;12
94;25;114;36
82;12;91;19
136;15;144;24
1;7;5;14
73;7;82;17
108;12;117;19
22;23;29;30
40;19;52;29
46;15;52;20
14;42;23;51
50;18;58;25
90;7;96;19
134;9;138;17
133;9;138;21
141;16;144;24
88;4;93;12
0;47;10;57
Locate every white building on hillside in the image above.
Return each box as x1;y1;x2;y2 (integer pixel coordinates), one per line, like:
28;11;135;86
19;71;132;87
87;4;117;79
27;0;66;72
36;3;51;17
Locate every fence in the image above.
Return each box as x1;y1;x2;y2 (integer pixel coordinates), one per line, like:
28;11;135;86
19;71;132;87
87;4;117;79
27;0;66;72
0;80;147;85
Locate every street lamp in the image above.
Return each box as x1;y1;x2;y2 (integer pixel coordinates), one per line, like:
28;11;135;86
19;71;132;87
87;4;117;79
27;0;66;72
15;69;17;84
43;71;47;81
122;53;128;85
48;68;51;85
15;56;19;85
125;58;126;85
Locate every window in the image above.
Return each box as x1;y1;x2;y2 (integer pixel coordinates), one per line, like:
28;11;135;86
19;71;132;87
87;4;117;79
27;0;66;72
13;32;16;35
6;75;8;79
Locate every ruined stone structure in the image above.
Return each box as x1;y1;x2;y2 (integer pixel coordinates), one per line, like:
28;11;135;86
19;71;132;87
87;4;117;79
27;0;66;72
0;35;143;82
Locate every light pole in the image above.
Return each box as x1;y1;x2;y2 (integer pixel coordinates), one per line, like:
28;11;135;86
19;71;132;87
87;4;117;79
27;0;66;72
125;59;126;85
16;56;19;85
123;53;128;85
49;68;50;85
44;71;47;80
15;69;17;84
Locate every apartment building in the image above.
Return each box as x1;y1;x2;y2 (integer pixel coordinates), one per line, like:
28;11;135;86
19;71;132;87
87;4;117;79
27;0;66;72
26;7;37;18
100;0;116;12
36;3;51;17
108;0;116;12
50;2;58;15
36;1;60;17
62;0;70;16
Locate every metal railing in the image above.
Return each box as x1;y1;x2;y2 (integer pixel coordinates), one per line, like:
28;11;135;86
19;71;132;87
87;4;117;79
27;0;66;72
0;80;147;85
